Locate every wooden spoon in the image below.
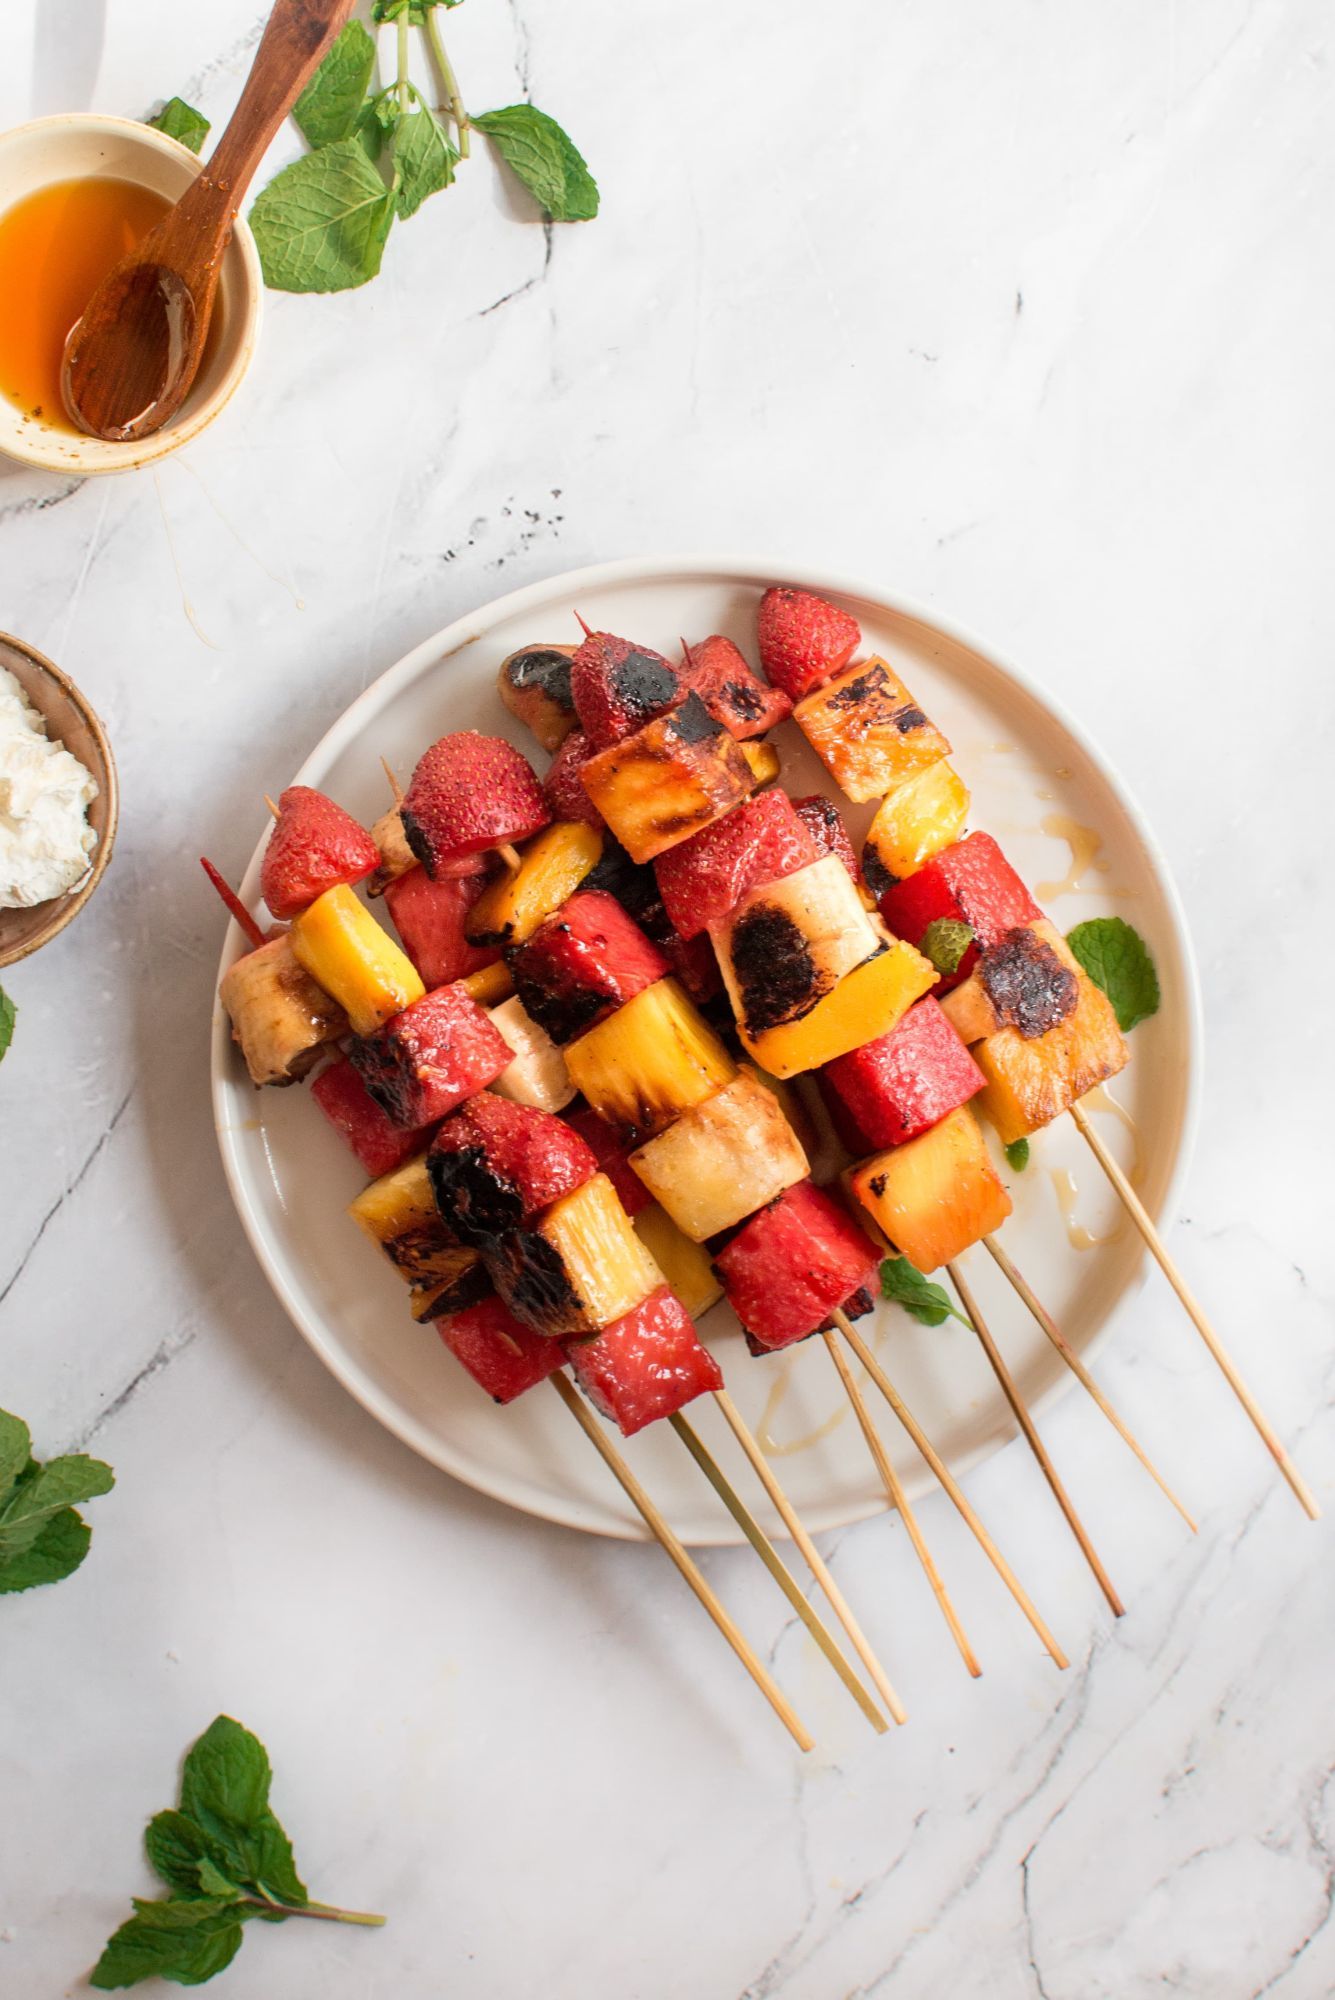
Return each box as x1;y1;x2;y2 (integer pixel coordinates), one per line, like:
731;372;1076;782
61;0;354;442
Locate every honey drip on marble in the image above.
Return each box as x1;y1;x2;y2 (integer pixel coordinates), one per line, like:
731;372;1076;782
1036;813;1109;899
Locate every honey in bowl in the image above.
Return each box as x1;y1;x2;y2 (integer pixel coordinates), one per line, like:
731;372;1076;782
0;176;221;435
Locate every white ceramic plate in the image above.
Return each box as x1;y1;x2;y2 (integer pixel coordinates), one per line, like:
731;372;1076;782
212;557;1201;1544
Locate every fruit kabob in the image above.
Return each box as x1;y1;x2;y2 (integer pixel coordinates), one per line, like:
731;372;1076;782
759;583;1317;1521
209;759;898;1745
492;619;1084;1668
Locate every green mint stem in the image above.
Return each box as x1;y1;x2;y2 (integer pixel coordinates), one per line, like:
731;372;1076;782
426;10;470;157
396;14;411;115
246;1894;385;1928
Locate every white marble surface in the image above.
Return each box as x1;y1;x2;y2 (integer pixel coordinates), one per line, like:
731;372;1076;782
1;2;1333;1994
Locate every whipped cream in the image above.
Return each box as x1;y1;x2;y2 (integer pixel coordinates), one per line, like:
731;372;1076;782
0;666;98;908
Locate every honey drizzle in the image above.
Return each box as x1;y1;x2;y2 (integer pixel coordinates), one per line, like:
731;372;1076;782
757;1352;849;1457
1036;813;1110;899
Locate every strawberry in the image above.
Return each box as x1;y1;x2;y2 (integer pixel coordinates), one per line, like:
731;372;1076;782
542;730;606;831
757;587;861;700
570;630;685;749
682;634;791;739
401;732;550;874
259;785;379;919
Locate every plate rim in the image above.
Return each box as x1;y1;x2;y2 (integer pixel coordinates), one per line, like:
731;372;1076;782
210;553;1205;1543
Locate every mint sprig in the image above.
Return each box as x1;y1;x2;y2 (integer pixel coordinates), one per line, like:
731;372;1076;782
880;1256;973;1330
91;1717;384;1989
1005;1137;1030;1172
1066;916;1160;1033
918;917;973;977
245;7;598;295
0;1407;113;1595
0;984;15;1063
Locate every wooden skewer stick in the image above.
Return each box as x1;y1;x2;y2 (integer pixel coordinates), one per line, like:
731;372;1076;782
264;794;280;820
573;610;593;637
710;1389;908;1725
832;1309;1069;1668
549;1374;814;1752
982;1235;1197;1532
379;756;403;803
947;1262;1123;1617
199;856;265;951
1069;1102;1320;1521
669;1414;889;1734
497;842;523;871
820;1328;982;1677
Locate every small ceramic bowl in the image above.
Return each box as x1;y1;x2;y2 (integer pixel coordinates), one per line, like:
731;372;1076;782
0;113;262;475
0;632;118;966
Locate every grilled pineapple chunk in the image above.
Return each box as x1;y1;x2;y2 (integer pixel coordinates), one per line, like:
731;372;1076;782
564;977;737;1140
629;1071;808;1240
862;761;971;894
795;657;951;805
348;1154;487;1314
712;854;880;1035
633;1202;724;1317
487;995;575;1112
460;960;514;1006
741;940;937;1079
290;884;425;1036
973;966;1128;1144
579;694;755;862
848;1106;1012;1272
739;739;781;787
465;821;603;948
486;1171;664;1335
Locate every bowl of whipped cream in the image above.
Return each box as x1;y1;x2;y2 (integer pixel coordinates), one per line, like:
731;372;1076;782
0;632;116;965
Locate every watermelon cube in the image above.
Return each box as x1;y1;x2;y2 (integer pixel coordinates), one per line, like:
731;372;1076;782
437;1295;567;1404
564;1285;723;1434
311;1056;434;1177
820;997;984;1153
791;794;860;885
384;860;500;990
429;1095;596;1243
509;889;670;1044
714;1180;880;1352
563;1105;653;1216
350;984;512;1127
877;833;1042;992
654;789;820;940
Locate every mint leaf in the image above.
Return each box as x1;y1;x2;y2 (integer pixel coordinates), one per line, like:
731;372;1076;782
0;1507;90;1593
1066;916;1160;1033
149;97;210;155
473;105;599;222
392;106;456;219
0;1450;115;1562
293;20;377;149
250;1811;307;1906
90;1905;245;1990
145;1811;216;1896
249;140;396;293
880;1255;973;1329
1005;1137;1030;1172
0;985;16;1063
354;95;398;163
918;917;973;977
0;1409;30;1503
181;1717;272;1836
